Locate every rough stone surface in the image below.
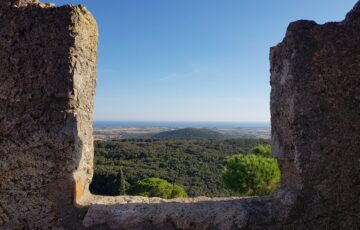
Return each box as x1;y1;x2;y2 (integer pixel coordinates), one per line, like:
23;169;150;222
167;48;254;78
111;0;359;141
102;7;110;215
0;0;40;7
82;191;295;230
0;0;98;229
270;2;360;228
0;0;359;229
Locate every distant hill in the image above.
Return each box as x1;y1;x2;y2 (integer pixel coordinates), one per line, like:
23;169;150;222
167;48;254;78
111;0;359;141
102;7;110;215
152;128;228;140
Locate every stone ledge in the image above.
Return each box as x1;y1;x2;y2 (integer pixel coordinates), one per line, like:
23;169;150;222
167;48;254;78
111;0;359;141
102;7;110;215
82;187;297;229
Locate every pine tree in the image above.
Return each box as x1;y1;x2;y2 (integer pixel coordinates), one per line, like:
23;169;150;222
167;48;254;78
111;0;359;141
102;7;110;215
118;167;126;195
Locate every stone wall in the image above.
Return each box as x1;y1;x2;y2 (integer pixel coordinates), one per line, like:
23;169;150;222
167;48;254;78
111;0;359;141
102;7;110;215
0;0;98;229
0;0;359;229
270;2;360;227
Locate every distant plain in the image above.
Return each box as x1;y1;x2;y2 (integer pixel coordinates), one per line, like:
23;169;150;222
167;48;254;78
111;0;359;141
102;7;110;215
93;121;271;140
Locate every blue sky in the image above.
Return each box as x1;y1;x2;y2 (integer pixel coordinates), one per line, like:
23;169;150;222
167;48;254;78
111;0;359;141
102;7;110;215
52;0;357;122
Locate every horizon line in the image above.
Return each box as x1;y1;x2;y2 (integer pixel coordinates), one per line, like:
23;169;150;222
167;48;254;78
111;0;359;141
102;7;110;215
93;120;270;123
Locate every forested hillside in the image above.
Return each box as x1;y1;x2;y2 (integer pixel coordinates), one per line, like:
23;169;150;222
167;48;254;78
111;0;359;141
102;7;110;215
152;128;228;140
90;138;270;197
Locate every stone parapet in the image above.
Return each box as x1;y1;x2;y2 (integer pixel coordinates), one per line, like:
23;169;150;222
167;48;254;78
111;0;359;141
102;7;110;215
0;1;97;229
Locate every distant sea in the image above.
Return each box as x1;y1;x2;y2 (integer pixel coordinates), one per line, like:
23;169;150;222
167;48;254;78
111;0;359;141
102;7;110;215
93;121;270;129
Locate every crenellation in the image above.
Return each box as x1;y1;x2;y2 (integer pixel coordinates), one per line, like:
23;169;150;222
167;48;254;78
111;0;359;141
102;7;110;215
0;1;97;229
0;0;359;229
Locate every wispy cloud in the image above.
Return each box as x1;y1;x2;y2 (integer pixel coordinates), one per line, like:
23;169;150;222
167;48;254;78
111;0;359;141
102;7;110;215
154;66;220;82
156;73;180;81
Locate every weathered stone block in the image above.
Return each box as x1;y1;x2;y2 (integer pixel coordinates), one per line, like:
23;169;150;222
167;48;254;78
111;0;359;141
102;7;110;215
0;0;97;228
270;2;360;228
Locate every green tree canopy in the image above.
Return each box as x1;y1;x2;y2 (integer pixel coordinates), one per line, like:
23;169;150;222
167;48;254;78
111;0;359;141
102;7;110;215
222;154;280;196
171;184;188;198
128;178;188;199
118;167;127;195
250;144;272;157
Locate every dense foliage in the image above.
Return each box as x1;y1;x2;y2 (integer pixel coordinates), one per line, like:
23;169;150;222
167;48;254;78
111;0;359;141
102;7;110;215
128;177;188;198
250;144;272;157
90;138;270;197
117;168;127;195
222;154;280;196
